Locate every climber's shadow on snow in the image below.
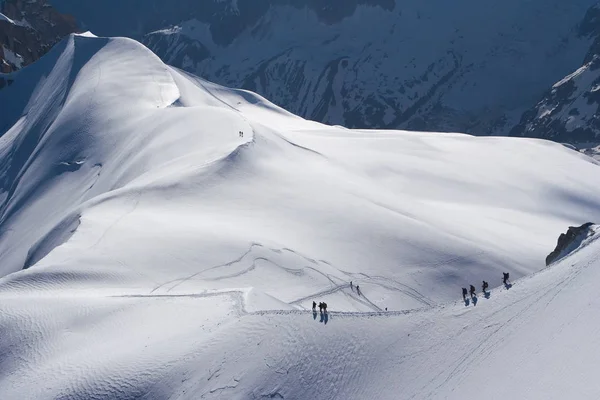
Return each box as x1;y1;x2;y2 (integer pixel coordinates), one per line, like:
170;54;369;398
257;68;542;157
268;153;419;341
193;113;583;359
464;298;470;307
472;296;478;306
483;290;491;299
318;312;329;325
313;311;317;320
504;283;513;290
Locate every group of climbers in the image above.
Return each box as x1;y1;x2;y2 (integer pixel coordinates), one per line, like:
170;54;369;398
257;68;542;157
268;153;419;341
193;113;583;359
462;272;510;300
312;301;328;313
309;271;513;315
311;280;365;314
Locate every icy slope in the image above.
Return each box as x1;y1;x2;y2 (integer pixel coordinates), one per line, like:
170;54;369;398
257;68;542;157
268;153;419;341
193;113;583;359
1;34;600;398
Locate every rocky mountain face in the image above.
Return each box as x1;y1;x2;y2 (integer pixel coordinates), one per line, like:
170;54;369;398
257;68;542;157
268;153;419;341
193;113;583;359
510;4;600;144
10;0;600;140
46;0;599;136
147;0;600;135
546;222;596;266
0;0;77;86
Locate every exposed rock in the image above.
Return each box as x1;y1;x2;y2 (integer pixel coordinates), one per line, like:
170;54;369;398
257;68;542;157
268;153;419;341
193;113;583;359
546;222;595;266
0;0;78;74
510;3;600;145
509;55;600;144
49;0;598;135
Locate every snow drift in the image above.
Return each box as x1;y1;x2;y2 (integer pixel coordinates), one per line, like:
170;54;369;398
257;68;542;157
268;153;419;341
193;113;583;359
1;34;600;399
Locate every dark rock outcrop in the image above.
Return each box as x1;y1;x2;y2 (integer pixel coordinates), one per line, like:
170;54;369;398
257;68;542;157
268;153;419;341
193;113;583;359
546;222;595;266
0;0;78;74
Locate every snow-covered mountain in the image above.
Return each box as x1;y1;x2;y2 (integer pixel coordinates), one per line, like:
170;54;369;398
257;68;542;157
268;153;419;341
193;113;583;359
1;33;600;398
0;0;77;79
47;0;599;136
510;4;600;145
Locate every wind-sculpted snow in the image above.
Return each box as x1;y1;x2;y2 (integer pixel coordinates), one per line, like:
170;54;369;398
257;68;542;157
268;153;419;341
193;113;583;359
1;34;600;398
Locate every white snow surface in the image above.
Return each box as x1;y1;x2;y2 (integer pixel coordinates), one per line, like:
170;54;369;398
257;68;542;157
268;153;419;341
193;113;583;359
1;34;600;399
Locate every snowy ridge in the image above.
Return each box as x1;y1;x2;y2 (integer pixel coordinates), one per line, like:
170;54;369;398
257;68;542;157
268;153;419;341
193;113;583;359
1;34;600;398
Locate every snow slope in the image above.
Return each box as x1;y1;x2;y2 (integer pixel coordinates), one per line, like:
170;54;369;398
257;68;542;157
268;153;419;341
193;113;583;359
1;34;600;398
2;230;600;399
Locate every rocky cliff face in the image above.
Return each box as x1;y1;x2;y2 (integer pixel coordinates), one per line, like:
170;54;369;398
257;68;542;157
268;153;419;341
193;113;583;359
139;0;599;135
546;223;596;266
510;4;600;144
0;0;77;79
47;0;598;135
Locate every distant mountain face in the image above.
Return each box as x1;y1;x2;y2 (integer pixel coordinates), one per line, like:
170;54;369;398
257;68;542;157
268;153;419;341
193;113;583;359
0;0;77;86
510;4;600;144
47;0;599;135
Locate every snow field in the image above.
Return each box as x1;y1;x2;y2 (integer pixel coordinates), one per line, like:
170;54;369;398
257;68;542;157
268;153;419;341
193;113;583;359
0;33;600;398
